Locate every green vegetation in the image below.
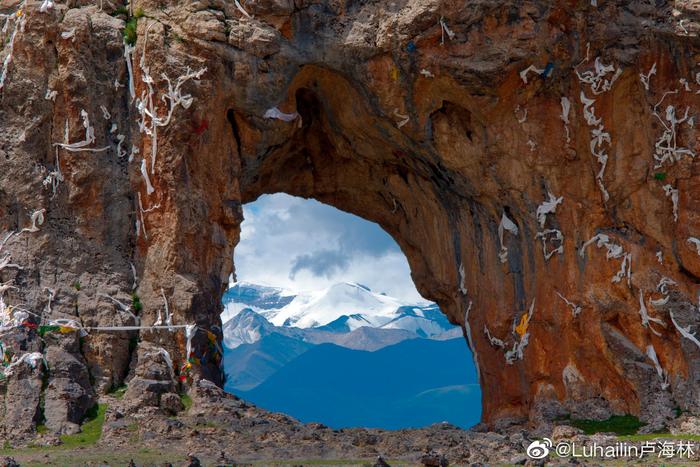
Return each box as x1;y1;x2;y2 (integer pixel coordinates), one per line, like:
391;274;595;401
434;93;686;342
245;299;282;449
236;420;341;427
674;406;685;418
131;293;143;313
127;423;140;443
58;403;106;448
122;8;146;46
114;5;129;16
619;432;700;442
123;18;138;46
4;404;109;456
72;281;81;291
0;446;187;465
108;384;128;399
654;172;667;181
550;415;700;457
180;393;193;411
570;415;645;436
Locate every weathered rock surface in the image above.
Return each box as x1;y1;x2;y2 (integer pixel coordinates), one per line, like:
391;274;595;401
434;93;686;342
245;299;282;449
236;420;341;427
43;332;95;435
2;0;700;448
91;379;700;464
99;378;531;464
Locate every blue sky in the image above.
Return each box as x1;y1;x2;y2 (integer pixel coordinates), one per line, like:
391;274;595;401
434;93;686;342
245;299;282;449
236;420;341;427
234;193;426;302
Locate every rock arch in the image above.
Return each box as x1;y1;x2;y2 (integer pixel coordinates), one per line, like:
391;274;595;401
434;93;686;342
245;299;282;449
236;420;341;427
0;0;699;440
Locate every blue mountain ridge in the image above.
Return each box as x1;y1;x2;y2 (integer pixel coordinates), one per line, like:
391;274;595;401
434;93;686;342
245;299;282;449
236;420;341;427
224;332;315;391
235;337;481;429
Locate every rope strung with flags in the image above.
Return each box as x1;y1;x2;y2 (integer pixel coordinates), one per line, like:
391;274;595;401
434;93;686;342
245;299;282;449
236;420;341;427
0;317;224;383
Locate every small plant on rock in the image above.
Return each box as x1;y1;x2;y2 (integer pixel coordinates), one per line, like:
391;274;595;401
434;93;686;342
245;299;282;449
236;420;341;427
123;8;145;46
131;293;143;313
180;393;193;411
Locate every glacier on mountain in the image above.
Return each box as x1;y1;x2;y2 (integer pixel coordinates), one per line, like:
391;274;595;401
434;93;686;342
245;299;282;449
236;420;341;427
221;281;455;349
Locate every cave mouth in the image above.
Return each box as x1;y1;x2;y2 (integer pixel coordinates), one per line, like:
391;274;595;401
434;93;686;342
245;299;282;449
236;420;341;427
220;193;481;429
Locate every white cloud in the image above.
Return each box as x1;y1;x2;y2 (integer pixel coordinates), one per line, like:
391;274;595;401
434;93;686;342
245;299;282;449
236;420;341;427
233;193;426;302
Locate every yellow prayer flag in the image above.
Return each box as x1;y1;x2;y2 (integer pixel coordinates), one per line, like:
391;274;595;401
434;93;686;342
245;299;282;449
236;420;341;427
515;313;529;337
390;67;399;81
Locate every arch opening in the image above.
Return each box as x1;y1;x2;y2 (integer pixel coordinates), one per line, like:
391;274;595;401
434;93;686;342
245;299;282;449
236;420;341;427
221;193;481;429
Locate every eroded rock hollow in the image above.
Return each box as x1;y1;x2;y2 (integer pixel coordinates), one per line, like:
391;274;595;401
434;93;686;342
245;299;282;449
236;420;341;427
2;0;700;442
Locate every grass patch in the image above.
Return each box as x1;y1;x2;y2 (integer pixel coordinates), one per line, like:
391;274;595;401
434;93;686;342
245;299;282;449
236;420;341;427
58;403;107;448
0;446;187;465
108;384;128;399
619;433;700;442
180;393;192;411
570;415;645;436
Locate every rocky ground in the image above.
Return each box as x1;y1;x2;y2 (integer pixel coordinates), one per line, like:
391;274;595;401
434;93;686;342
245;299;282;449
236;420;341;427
2;378;700;466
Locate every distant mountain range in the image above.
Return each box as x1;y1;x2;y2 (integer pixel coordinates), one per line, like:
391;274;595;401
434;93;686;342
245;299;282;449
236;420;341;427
222;281;457;347
221;281;480;429
238;338;481;429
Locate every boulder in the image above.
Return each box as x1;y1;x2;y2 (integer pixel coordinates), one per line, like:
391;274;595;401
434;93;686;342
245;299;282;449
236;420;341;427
43;334;96;435
160;392;184;415
551;425;584;441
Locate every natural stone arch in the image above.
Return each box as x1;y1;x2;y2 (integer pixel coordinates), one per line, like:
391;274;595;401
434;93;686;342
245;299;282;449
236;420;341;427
236;66;467;313
145;18;700;429
228;57;685;429
1;0;700;441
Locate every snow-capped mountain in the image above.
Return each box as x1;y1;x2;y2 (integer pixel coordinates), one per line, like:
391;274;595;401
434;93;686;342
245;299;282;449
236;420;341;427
222;281;451;340
221;282;296;323
222;307;276;349
222;306;426;350
221;282;471;418
262;282;409;328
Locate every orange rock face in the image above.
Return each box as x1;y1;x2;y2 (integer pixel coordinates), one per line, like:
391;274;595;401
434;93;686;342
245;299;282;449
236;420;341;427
2;0;700;437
